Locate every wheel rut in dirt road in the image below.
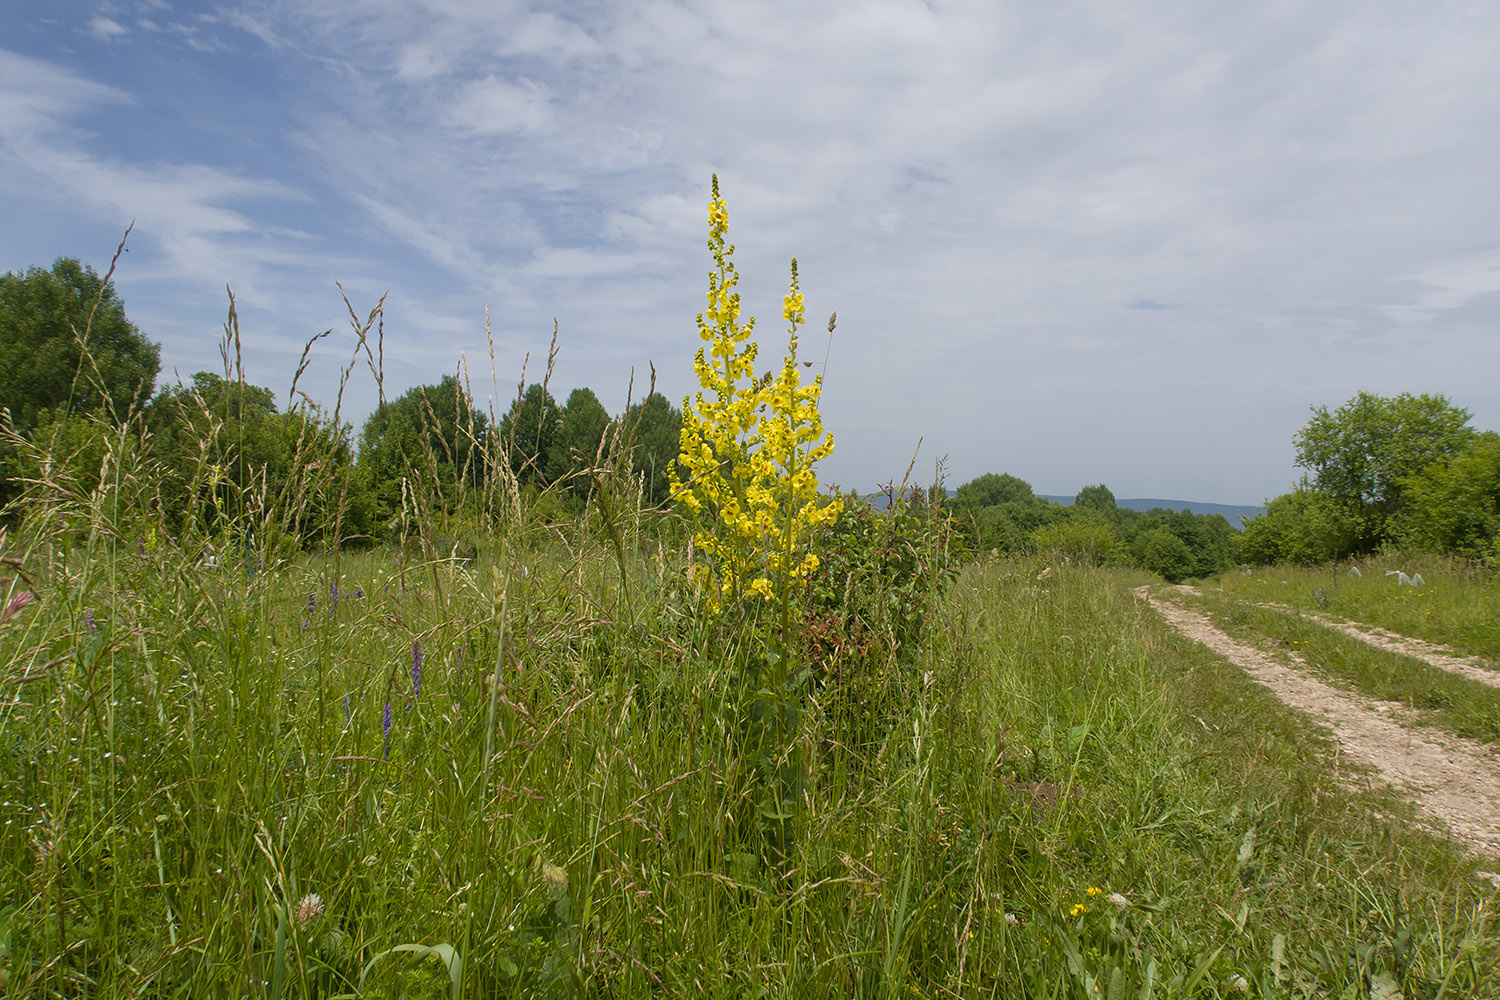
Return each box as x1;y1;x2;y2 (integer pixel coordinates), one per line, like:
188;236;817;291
1136;586;1500;858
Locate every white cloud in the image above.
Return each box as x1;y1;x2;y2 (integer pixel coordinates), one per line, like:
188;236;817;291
1404;252;1500;312
87;16;130;40
522;247;651;279
0;49;132;132
0;50;359;314
395;42;450;80
351;193;491;284
447;76;552;135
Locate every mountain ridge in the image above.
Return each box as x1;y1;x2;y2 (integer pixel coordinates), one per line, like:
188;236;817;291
1036;495;1262;528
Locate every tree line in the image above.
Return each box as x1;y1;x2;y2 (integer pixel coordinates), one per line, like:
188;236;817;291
947;473;1240;582
0;258;681;545
5;257;1495;572
1241;391;1498;565
950;388;1499;578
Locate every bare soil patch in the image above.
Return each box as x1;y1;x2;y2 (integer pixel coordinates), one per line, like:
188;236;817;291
1138;586;1500;857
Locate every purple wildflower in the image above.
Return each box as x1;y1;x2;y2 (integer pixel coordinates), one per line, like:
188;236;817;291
84;609;97;635
412;641;424;697
342;694;351;722
382;702;393;758
453;647;463;679
306;592;316;615
353;587;364;599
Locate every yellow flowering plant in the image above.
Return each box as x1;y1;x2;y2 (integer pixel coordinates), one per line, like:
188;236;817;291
671;176;841;615
671;176;842;863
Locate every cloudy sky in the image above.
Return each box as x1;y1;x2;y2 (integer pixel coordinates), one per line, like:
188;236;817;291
3;1;1498;504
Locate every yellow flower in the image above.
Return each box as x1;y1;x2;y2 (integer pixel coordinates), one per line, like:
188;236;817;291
1070;903;1087;917
781;292;804;325
1086;887;1103;897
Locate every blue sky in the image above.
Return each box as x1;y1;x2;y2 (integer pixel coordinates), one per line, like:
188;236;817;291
3;1;1498;504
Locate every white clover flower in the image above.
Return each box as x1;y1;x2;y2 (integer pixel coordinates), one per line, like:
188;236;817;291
1230;974;1249;993
1108;892;1129;910
296;893;324;927
1004;912;1019;925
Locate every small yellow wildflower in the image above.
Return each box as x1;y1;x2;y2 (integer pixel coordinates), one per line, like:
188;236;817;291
1086;886;1103;897
1070;903;1087;917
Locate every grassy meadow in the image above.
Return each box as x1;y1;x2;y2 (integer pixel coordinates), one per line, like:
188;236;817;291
1;514;1497;996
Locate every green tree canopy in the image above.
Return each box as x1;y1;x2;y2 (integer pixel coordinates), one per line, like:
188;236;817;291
953;472;1036;510
1239;486;1357;566
1;258;160;514
0;258;160;431
548;387;612;488
625;392;682;506
147;372;354;542
1074;483;1118;517
1124;508;1238;578
1132;527;1195;583
1395;431;1500;560
1293;391;1474;550
499;383;561;485
358;376;488;529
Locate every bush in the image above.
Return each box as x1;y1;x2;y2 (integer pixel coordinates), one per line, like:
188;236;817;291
1240;488;1358;565
804;486;963;746
1030;518;1126;567
1396;432;1500;562
1132;527;1195;582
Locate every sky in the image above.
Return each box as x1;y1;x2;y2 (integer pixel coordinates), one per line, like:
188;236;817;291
2;1;1498;505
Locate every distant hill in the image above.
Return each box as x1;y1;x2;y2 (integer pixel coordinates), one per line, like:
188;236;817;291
1038;495;1262;528
864;488;1262;529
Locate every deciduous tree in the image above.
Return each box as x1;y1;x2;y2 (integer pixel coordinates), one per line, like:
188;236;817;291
1293;391;1474;549
0;258;159;512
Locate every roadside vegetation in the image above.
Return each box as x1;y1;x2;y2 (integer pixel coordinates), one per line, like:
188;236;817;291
1;187;1497;996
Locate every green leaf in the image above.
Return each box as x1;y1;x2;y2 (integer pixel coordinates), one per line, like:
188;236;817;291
1236;827;1257;868
359;942;463;1000
1369;970;1403;1000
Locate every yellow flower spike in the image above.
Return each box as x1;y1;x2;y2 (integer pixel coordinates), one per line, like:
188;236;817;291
673;181;840;612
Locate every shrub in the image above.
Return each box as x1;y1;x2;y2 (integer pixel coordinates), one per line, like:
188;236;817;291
801;482;963;761
1030;518;1126;567
1132;527;1195;582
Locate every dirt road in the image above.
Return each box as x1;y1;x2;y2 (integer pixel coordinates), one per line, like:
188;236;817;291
1137;586;1500;858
